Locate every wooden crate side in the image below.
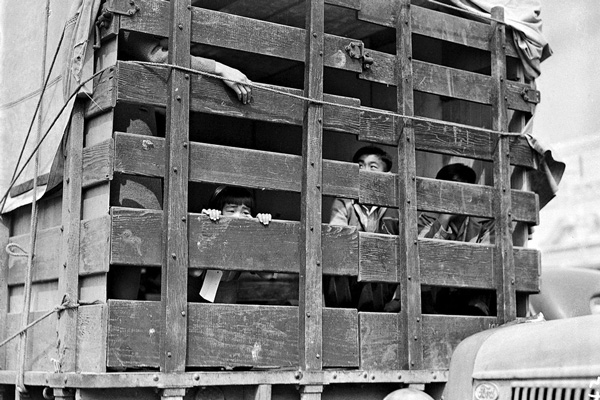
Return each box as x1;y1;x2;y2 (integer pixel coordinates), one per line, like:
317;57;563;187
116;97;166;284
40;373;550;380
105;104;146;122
82;139;114;189
421;314;496;369
80;216;111;276
513;247;540;293
110;207;163;267
7;227;62;285
0;216;8;368
358;233;398;283
419;240;494;289
5;311;59;372
107;301;358;368
358;312;402;370
77;304;108;373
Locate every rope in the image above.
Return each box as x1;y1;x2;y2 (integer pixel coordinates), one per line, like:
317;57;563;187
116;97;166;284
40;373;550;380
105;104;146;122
0;22;67;214
0;297;82;351
0;69;104;212
5;243;29;258
127;60;525;139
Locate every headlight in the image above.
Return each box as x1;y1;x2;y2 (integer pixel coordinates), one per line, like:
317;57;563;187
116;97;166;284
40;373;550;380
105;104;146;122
474;382;499;400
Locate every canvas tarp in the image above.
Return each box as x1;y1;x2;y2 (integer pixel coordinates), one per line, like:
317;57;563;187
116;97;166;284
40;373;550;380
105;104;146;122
0;0;100;214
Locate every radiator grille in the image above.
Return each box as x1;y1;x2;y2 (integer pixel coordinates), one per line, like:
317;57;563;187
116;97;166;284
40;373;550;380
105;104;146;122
512;386;598;400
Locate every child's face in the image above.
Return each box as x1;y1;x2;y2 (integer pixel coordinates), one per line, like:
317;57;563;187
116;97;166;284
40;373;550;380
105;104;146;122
222;203;252;219
358;154;387;172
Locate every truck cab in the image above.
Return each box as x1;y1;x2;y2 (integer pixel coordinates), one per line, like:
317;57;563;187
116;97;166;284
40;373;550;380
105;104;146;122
443;314;600;400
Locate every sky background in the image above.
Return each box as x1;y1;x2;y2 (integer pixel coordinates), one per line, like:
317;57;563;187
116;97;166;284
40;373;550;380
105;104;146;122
528;1;600;253
533;1;600;143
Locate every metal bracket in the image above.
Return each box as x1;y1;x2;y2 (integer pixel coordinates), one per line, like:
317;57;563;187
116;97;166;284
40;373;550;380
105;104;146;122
345;41;374;71
94;0;140;49
521;88;540;104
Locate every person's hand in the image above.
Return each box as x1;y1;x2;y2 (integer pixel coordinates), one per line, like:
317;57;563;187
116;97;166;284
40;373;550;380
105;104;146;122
201;209;221;222
256;213;272;226
215;62;252;104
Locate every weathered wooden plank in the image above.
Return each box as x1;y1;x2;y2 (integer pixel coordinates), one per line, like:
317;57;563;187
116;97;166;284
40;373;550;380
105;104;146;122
511;189;538;225
359;233;398;283
417;178;492;217
359;169;397;208
413;60;492;105
419;239;494;289
80;216;111;275
82;139;113;189
359;312;402;370
5;311;58;372
422;314;495;369
514;247;540;293
189;215;358;276
110;208;163;266
111;208;358;276
8;173;49;198
396;0;423;371
114;133;164;178
0;216;8;368
491;7;516;324
85;66;117;118
107;301;358;368
58;100;85;373
77;304;108;373
7;228;62;285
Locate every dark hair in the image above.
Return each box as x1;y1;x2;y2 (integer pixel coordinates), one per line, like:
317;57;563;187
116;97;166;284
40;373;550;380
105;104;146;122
208;186;255;212
352;146;393;172
435;163;477;184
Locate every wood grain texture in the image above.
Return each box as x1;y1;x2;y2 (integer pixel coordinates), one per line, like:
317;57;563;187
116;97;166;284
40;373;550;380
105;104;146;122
419;239;494;289
513;247;540;293
80;216;111;275
82;139;113;189
359;233;398;283
77;304;108;373
110;207;163;267
421;314;496;369
7;228;62;285
359;312;402;370
106;301;358;368
114;133;165;178
5;312;59;372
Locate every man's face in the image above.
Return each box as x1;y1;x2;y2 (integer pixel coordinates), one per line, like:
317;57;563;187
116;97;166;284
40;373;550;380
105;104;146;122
222;203;252;219
358;154;387;172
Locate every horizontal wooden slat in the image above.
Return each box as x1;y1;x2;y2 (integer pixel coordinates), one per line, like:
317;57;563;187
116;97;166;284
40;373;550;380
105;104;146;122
359;312;403;369
82;139;113;188
112;133;538;222
412;5;518;57
190;215;358;276
5;312;59;372
514;247;540;293
360;116;535;168
88;62;359;134
358;233;398;283
419;239;494;289
111;208;359;276
107;300;358;368
7;227;62;285
8;217;111;285
421;314;496;369
419;239;539;292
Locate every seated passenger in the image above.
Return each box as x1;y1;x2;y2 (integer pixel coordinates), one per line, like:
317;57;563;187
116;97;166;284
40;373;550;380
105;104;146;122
418;163;494;243
384;163;495;315
419;163;495;316
193;185;272;303
327;146;399;311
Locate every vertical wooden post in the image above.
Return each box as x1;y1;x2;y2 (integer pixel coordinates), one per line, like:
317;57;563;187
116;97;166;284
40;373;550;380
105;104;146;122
57;100;85;373
300;0;324;398
0;214;8;369
491;7;516;323
161;0;191;373
396;0;422;370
